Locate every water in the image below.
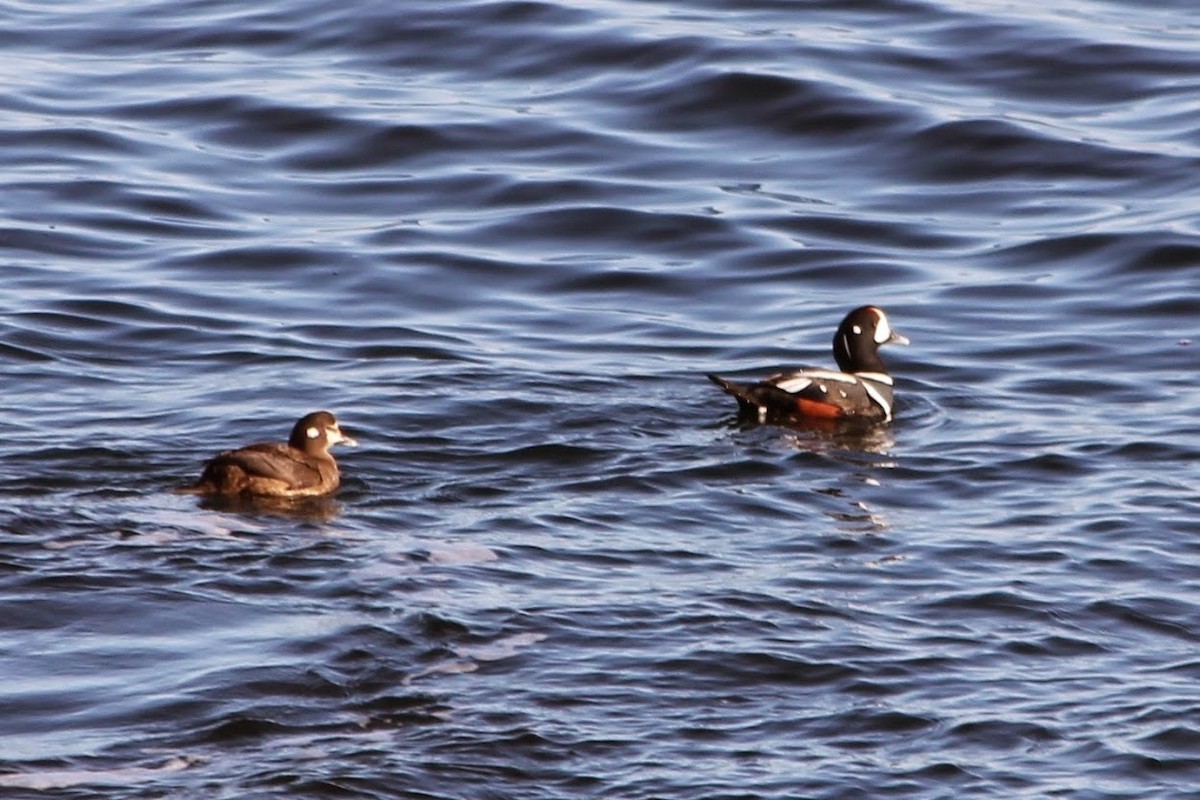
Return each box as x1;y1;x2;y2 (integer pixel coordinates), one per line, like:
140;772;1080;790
1;0;1199;797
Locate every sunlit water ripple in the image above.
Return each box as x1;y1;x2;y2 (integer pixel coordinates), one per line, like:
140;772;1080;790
1;0;1199;797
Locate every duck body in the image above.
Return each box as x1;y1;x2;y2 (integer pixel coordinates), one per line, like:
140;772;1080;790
181;411;356;498
708;306;908;425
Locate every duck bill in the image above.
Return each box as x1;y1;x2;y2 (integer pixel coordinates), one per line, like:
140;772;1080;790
888;330;910;346
331;429;359;447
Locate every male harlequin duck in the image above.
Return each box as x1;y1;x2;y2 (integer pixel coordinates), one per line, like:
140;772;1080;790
180;411;357;498
708;305;909;424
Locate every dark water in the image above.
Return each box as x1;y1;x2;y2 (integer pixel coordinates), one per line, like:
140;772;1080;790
2;0;1199;797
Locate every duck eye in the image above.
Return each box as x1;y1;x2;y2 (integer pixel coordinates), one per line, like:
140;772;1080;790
306;426;320;439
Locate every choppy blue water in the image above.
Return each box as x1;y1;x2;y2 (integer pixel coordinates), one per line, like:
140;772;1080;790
1;0;1199;797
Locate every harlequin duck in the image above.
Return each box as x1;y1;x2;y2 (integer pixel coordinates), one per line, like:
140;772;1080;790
708;305;909;424
180;411;357;498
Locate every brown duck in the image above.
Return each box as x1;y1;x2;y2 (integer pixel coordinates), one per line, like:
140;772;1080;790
180;411;357;498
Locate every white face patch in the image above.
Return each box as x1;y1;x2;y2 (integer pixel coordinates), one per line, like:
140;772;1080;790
873;311;892;344
852;325;862;335
306;426;320;439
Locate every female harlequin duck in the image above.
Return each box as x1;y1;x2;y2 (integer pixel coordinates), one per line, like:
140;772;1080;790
708;305;909;424
180;411;357;498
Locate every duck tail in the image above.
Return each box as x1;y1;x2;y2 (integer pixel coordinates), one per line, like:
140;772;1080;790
707;372;741;394
707;374;760;412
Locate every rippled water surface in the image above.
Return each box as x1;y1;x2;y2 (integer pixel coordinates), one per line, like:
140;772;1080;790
2;0;1199;797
